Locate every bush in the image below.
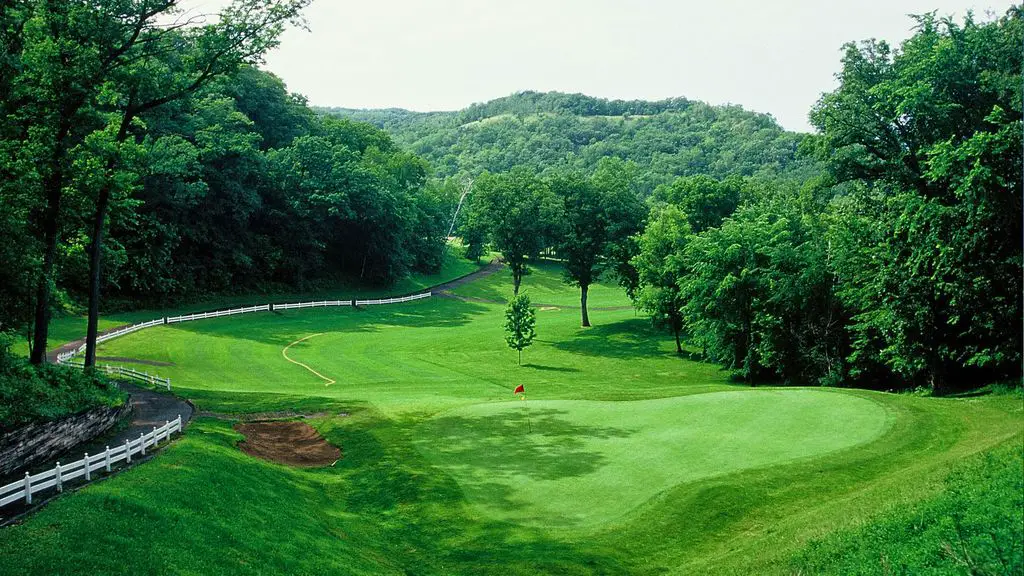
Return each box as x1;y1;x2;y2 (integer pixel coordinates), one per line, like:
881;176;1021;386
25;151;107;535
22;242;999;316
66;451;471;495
0;334;125;432
793;442;1024;575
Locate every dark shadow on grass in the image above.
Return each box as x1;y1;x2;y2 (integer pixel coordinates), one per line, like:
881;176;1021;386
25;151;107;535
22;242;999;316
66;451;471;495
325;406;633;574
159;297;491;347
551;317;670;359
522;363;580;373
415;408;633;486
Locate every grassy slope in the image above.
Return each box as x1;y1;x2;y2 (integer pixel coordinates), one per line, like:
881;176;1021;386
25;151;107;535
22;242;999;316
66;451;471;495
451;259;631;308
0;263;1020;575
11;248;483;358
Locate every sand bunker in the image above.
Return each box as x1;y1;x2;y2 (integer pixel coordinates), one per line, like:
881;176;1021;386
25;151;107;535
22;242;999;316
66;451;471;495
235;421;341;467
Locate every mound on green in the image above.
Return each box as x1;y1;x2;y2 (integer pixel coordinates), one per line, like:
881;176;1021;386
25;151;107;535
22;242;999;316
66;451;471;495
415;391;889;529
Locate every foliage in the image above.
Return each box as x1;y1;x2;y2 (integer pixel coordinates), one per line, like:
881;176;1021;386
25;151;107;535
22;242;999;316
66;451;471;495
464;169;560;294
630;9;1022;390
504;293;536;365
810;9;1022;392
324;91;816;193
0;334;123;431
679;196;844;384
632;205;690;353
550;159;645;326
793;441;1023;575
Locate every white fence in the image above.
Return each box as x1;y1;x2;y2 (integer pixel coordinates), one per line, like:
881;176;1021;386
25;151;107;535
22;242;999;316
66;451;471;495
0;415;183;508
273;300;352;311
355;293;432;306
62;362;171;391
166;304;271;324
53;293;433;381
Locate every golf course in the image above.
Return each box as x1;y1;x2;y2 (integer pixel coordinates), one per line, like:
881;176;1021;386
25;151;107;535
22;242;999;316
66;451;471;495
0;261;1019;575
0;3;1021;573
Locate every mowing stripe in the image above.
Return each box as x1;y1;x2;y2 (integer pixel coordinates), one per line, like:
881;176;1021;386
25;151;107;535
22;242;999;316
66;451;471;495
282;333;336;386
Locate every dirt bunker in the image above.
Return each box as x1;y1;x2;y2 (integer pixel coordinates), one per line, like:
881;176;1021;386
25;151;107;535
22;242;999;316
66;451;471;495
235;421;341;467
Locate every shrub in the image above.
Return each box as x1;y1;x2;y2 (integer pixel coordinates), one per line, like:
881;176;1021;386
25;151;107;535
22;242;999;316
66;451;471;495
0;334;125;432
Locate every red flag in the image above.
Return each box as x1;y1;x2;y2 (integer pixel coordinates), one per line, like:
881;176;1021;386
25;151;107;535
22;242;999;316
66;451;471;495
513;384;525;395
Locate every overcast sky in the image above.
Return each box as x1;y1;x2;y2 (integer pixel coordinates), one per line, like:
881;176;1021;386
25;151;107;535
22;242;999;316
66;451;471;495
185;0;1013;133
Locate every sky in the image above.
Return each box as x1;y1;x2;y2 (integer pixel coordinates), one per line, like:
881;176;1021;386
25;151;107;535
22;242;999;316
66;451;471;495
183;0;1014;133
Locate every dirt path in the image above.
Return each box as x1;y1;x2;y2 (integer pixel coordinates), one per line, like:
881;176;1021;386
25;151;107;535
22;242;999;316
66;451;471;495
428;258;505;293
0;384;193;523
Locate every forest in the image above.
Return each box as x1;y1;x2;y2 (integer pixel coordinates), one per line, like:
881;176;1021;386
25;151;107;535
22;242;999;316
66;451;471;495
0;3;1020;396
325;91;817;193
0;0;457;371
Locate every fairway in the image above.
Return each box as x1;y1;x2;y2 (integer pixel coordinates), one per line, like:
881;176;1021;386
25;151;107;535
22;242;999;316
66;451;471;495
415;391;889;529
1;262;1020;575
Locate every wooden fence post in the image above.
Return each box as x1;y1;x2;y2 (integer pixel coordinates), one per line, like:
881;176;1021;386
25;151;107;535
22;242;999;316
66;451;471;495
84;453;91;481
140;432;146;455
24;472;31;504
125;439;132;463
56;463;62;492
105;446;111;472
164;420;170;442
152;426;158;446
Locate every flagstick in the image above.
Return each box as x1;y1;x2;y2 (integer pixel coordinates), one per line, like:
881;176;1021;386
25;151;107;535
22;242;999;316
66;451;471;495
523;395;532;434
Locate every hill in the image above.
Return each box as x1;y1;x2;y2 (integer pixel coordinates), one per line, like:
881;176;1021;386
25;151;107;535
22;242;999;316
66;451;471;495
321;91;817;193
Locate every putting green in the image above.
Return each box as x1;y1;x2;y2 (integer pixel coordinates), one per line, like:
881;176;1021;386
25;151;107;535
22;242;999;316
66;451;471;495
414;390;890;530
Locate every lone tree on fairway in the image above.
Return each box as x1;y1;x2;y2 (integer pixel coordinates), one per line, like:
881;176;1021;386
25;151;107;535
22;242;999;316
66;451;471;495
464;168;559;295
550;159;645;327
504;294;536;365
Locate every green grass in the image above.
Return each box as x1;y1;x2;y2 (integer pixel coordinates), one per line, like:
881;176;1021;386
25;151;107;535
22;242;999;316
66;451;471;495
10;247;485;358
793;441;1023;574
415;391;889;530
0;260;1020;575
451;259;632;308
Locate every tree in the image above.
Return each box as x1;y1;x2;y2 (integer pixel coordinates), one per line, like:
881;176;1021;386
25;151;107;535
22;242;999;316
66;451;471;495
550;160;644;327
632;206;690;354
652;174;743;233
15;0;161;363
504;294;536;365
465;169;559;295
81;0;311;367
811;8;1022;392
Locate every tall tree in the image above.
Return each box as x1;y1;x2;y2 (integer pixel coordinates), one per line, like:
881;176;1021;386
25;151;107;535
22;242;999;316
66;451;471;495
16;0;170;363
465;168;559;295
632;206;690;354
550;161;644;327
811;8;1022;392
81;0;310;367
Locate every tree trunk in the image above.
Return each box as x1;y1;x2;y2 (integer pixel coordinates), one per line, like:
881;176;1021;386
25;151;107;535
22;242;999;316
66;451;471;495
518;348;521;365
674;328;683;354
29;170;64;365
84;115;133;368
83;187;110;368
580;283;590;327
512;268;522;296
